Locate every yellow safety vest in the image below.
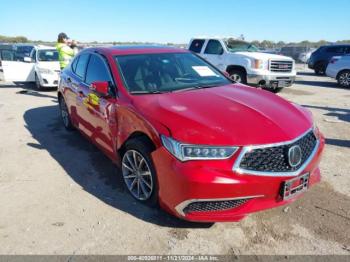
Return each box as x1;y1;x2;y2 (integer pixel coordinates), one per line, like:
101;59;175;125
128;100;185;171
55;43;75;69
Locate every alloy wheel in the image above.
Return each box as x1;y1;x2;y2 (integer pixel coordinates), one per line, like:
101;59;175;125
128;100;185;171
122;150;154;201
339;72;350;88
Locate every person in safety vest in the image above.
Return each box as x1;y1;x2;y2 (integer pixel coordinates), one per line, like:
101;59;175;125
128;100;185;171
55;32;78;69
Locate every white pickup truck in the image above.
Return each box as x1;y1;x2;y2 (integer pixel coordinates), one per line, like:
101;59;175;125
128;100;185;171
188;38;296;92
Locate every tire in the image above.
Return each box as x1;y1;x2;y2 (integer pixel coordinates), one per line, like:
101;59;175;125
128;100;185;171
35;73;43;90
58;96;74;131
121;138;158;207
228;69;247;84
337;70;350;88
314;62;326;75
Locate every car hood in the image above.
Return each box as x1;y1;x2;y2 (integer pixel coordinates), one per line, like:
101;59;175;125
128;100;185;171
234;51;293;61
36;61;60;71
132;84;312;146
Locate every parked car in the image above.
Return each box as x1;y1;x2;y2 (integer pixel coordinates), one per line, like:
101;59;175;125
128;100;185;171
58;45;325;222
1;45;60;89
188;38;296;93
280;46;310;61
326;55;350;88
308;44;350;75
298;48;316;63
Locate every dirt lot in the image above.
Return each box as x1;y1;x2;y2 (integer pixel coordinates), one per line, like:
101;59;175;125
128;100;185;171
0;65;349;255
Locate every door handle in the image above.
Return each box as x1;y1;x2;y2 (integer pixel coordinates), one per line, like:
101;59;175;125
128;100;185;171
67;77;72;83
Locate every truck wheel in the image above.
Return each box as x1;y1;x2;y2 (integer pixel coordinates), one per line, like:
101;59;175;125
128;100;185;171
314;62;326;75
228;69;247;84
337;70;350;88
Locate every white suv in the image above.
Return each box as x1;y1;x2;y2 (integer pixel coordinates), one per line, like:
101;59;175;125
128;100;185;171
188;38;296;92
326;55;350;88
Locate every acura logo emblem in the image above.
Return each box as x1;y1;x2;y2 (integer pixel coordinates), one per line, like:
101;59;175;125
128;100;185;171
288;145;302;167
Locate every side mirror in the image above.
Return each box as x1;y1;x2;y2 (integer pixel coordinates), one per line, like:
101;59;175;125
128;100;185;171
90;81;109;96
23;57;32;63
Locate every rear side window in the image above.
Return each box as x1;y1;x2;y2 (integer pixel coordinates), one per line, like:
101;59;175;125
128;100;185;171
326;46;345;54
71;57;79;72
189;39;205;53
75;54;90;79
85;54;112;85
204;40;224;55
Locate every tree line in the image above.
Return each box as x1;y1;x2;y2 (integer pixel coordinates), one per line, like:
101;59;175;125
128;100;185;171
1;35;350;49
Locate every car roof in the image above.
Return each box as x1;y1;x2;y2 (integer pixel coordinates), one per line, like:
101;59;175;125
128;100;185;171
82;45;188;56
35;45;56;50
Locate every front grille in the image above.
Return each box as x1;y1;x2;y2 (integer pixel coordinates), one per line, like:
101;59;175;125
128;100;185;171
270;60;293;72
239;131;317;173
183;199;248;214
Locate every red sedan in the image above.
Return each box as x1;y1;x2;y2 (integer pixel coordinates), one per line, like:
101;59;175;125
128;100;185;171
58;46;325;222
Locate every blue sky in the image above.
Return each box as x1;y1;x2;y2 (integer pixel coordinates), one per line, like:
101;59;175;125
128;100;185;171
1;0;349;43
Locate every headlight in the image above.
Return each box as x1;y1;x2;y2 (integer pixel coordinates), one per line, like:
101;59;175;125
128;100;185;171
312;122;320;139
161;135;239;161
252;59;265;69
38;68;53;74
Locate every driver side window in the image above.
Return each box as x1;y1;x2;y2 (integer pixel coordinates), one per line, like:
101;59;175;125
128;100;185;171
85;54;112;85
31;50;37;62
204;40;224;55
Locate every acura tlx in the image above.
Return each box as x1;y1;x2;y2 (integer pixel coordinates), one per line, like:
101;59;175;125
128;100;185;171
57;45;325;222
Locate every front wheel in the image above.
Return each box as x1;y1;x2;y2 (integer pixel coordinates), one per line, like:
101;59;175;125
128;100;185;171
337;70;350;88
121;138;158;206
314;62;326;75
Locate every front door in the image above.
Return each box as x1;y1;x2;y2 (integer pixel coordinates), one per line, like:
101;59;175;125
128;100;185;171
78;53;117;158
201;39;225;71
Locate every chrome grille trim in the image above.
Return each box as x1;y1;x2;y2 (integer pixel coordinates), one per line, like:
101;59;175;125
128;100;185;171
232;128;320;177
269;60;293;73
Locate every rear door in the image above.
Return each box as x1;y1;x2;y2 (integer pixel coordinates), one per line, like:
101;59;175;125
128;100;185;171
201;39;225;70
78;53;116;156
62;53;90;128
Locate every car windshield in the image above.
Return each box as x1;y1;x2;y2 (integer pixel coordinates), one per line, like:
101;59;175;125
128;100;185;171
38;49;59;62
224;39;259;52
115;52;231;94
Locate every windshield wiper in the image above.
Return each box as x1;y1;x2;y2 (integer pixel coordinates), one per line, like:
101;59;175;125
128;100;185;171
172;83;220;93
129;90;165;95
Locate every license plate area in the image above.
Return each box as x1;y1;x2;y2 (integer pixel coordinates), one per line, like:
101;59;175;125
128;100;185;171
282;173;309;200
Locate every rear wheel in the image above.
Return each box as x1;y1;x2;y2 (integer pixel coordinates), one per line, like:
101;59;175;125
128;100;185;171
59;96;74;130
121;138;158;206
314;62;326;75
228;69;247;84
337;70;350;88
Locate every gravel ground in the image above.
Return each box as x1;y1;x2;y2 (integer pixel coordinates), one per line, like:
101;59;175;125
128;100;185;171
0;65;349;255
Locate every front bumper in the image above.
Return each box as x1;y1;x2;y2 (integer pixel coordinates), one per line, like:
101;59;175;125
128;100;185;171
247;73;296;89
38;72;59;87
151;134;325;222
